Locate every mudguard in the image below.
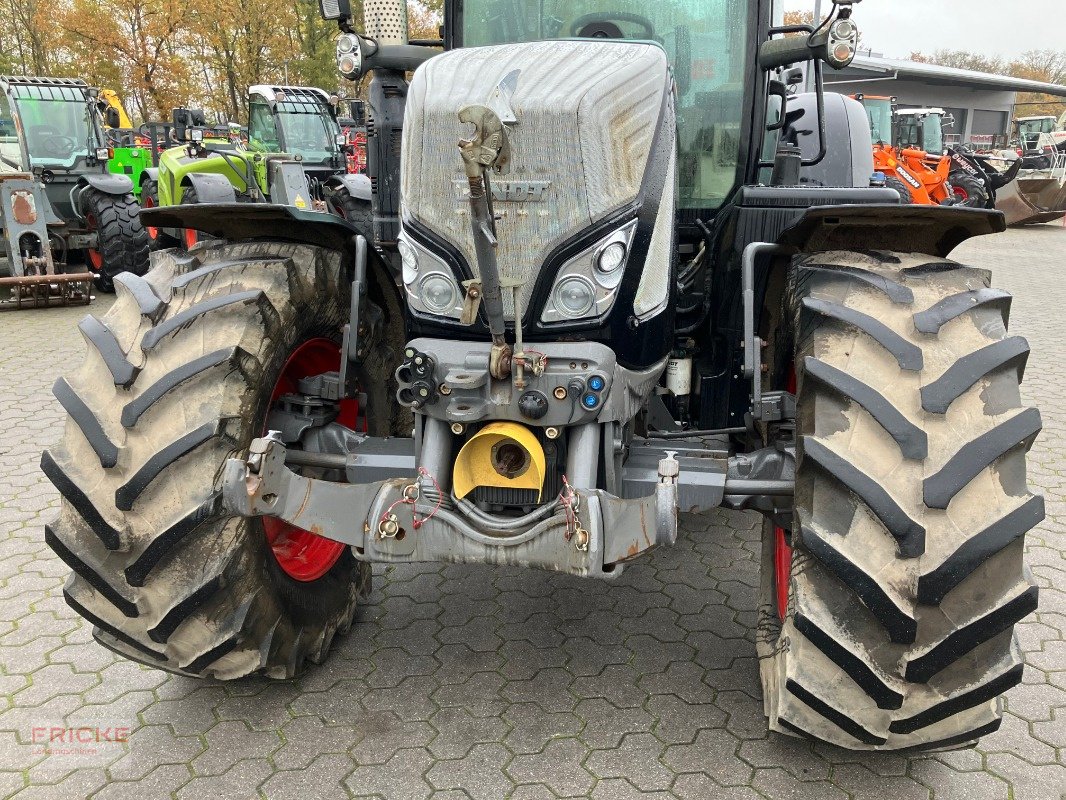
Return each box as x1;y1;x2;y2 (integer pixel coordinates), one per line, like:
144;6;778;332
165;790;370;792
78;172;134;196
141;167;159;186
778;204;1005;258
184;172;237;204
325;172;372;201
141;202;376;255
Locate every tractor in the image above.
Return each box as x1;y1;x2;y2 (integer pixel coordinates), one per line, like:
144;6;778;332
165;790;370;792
0;76;150;300
144;85;370;249
44;0;1042;751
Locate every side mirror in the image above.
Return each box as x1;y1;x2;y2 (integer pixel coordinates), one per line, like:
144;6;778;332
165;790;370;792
350;99;366;127
172;108;207;141
105;107;121;129
318;0;351;21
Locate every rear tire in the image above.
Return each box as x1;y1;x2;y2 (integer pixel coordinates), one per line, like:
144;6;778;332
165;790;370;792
758;250;1042;750
82;189;150;293
43;240;370;678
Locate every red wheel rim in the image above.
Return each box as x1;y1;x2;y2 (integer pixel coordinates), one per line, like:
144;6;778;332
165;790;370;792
953;186;969;202
773;364;797;619
774;526;792;620
262;338;360;581
85;213;103;270
182;225;198;250
143;193;158;241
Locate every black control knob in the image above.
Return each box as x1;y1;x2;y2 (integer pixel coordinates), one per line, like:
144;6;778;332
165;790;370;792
518;390;549;420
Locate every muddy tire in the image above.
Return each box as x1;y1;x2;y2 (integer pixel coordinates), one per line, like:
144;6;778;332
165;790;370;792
884;175;915;204
42;240;371;678
949;174;988;209
140;177;179;250
83;189;151;292
758;250;1042;750
328;186;373;233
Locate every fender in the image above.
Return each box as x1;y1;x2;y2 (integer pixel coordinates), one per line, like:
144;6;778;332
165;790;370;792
184;172;237;204
141;167;159;186
325;172;372;202
778;204;1005;258
78;172;134;196
140;203;386;264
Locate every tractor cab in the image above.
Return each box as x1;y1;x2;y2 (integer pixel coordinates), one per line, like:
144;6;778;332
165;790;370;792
852;93;895;145
247;85;346;171
895;107;951;156
0;77;111;217
1015;113;1066;156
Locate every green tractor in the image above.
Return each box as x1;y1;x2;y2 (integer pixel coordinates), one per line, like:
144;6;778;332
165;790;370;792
0;76;149;300
46;0;1042;752
145;85;370;249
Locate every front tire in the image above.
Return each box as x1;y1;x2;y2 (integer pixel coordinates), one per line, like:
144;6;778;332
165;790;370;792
949;174;989;208
83;189;150;292
759;250;1042;750
43;241;370;678
328;186;373;233
884;175;915;204
140;177;180;250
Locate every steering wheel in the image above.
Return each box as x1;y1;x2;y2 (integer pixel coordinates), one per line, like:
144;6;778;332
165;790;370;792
29;125;76;158
567;12;655;39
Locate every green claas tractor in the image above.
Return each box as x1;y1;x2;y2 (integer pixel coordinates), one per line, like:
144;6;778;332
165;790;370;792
145;85;370;249
45;0;1042;752
0;76;149;302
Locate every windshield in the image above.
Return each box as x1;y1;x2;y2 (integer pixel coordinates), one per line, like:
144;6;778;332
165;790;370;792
921;115;944;154
249;97;341;163
459;0;752;210
862;98;893;145
9;85;97;169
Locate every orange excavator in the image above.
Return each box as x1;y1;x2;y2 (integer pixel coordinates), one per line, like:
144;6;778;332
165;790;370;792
854;94;953;204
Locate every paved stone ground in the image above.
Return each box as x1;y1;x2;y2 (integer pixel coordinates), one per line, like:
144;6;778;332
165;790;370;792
0;225;1063;799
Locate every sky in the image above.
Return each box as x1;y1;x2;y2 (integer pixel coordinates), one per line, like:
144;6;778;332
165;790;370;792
782;0;1066;60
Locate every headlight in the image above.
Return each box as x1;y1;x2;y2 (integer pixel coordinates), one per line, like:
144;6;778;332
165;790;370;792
541;220;637;324
336;34;358;54
830;18;855;39
94;147;109;161
594;240;626;289
419;273;458;314
399;230;464;320
552;276;596;317
338;52;361;78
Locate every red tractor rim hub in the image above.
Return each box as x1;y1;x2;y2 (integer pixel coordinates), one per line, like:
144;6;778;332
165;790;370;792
182;225;198;250
262;338;357;582
85;212;103;270
954;186;969;202
774;526;792;620
143;194;158;240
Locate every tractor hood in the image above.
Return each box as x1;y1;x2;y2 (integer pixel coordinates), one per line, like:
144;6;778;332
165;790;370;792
400;40;676;321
